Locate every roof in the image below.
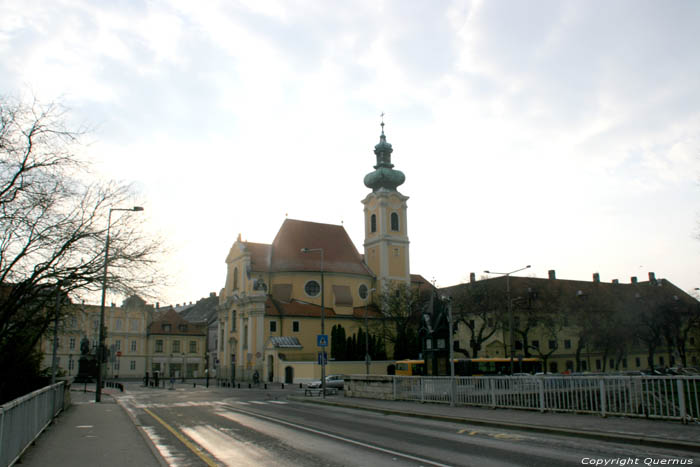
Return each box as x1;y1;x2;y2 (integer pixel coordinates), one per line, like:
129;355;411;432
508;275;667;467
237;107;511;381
244;219;373;276
269;336;303;348
265;296;382;319
148;308;206;336
180;293;218;323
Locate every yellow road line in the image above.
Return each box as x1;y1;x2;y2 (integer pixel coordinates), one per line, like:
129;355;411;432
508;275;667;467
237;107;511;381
144;407;218;467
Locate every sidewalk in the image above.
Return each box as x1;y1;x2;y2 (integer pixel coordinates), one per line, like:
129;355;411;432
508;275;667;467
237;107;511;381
18;385;164;467
290;393;700;453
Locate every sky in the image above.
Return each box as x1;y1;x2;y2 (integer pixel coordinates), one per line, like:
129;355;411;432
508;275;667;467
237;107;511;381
2;0;700;306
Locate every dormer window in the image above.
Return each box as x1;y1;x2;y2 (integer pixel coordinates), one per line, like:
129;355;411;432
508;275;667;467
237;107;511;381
178;324;187;332
162;323;171;332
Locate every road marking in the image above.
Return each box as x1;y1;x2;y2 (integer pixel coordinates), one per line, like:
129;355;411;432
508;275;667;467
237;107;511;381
76;425;93;429
220;405;452;467
268;401;288;404
144;408;218;467
250;401;267;405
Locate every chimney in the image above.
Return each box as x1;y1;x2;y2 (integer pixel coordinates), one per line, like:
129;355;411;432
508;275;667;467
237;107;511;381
612;279;619;284
592;273;600;283
648;272;656;282
156;302;160;309
548;269;556;280
210;292;216;297
631;276;637;284
469;272;476;283
111;303;115;307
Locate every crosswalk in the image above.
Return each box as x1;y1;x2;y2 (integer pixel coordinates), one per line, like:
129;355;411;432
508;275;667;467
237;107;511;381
231;400;288;406
129;399;289;409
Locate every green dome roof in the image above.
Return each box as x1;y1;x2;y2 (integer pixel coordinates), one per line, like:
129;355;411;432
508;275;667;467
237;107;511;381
364;123;405;192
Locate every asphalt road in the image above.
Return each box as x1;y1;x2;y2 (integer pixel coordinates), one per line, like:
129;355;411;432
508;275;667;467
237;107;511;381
116;383;699;467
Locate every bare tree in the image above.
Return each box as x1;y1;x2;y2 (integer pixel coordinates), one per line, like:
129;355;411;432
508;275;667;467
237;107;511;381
0;97;165;402
449;281;506;358
374;282;427;360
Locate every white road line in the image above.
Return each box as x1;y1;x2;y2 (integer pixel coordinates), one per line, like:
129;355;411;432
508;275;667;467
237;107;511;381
268;401;288;404
220;404;453;467
250;401;267;405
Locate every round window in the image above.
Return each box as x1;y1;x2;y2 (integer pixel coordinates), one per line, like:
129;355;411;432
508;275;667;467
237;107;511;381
305;280;321;297
359;284;368;300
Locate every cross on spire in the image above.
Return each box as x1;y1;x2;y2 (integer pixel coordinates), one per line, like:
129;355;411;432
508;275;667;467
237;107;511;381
380;112;385;134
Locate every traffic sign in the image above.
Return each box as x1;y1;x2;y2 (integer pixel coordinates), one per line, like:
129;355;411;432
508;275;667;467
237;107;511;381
317;334;328;347
116;351;122;357
317;351;327;365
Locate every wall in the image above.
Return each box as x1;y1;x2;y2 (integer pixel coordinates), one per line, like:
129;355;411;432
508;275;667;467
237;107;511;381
344;375;395;400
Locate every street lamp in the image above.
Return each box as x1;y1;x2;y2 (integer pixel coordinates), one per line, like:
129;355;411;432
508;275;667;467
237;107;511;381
364;288;376;375
484;265;531;376
96;206;144;402
301;247;326;398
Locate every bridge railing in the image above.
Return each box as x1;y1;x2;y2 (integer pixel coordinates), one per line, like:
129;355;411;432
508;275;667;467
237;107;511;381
391;375;700;423
0;381;66;467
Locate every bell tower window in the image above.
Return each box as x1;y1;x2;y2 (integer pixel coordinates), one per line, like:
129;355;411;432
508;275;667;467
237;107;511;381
370;214;376;233
391;212;399;231
233;267;239;290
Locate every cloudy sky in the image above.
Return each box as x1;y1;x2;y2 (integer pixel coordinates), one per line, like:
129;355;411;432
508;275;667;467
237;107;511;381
2;0;699;306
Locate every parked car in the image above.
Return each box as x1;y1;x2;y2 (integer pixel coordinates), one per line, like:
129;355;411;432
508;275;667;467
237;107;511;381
307;375;344;389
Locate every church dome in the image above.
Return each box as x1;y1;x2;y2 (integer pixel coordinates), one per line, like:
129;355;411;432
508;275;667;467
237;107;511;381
364;122;405;192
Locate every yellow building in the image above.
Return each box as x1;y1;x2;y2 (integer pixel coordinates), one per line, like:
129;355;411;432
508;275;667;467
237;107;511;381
217;122;415;383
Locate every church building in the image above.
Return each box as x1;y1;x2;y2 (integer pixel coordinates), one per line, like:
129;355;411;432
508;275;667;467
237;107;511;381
217;122;422;383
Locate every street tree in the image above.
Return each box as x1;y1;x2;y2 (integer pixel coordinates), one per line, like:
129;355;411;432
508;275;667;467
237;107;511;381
0;97;165;403
374;281;427;360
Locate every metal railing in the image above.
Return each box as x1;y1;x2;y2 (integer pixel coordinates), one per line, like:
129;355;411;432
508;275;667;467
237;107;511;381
392;375;700;423
0;381;66;467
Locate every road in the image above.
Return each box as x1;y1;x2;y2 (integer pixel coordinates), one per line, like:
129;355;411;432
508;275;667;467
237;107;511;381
116;383;698;467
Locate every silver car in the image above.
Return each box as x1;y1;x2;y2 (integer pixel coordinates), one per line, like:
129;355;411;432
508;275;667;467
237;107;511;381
307;375;344;389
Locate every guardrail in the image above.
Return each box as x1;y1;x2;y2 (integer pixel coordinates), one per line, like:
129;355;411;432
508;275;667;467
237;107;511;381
0;381;66;467
392;375;700;423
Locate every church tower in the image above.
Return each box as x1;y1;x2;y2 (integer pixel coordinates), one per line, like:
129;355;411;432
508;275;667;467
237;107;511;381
362;119;410;292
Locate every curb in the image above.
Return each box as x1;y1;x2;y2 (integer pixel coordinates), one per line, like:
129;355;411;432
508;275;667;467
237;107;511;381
112;393;170;467
287;396;700;454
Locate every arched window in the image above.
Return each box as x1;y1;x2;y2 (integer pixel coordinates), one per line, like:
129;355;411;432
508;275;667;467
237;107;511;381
370;214;376;233
391;212;399;231
233;267;238;290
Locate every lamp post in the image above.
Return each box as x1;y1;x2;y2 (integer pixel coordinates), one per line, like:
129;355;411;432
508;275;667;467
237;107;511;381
484;265;531;376
301;247;326;398
364;288;376;375
96;206;144;403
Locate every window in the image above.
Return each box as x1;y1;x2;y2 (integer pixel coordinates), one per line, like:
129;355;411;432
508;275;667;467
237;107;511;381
115;318;123;330
531;340;539;349
565;360;574;371
70;317;77;328
564;339;571;349
595;359;601;370
425;339;432;350
305;280;321;297
515;340;523;350
292;321;300;332
581;361;587;371
622;359;628;369
232;311;236;331
131;340;137;352
93;319;99;329
114;361;120;370
393;247;399;257
359;284;368;300
155;340;163;353
152;362;161;372
233;267;239;290
162;323;172;332
115;340;121;351
173;340;180;353
609;359;615;369
189;340;197;353
635;357;641;367
69;359;75;370
130;319;140;331
437;338;445;349
548;340;556;350
178;324;187;332
390;212;399;231
69;337;76;350
130;360;136;370
659;356;664;366
370;214;376;232
270;321;277;332
549;361;558;373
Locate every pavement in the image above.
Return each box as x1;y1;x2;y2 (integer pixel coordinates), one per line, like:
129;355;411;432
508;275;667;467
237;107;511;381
15;382;700;467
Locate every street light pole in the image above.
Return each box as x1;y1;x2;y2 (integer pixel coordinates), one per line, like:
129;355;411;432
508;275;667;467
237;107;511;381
364;288;376;376
301;248;326;398
484;265;530;376
96;206;144;403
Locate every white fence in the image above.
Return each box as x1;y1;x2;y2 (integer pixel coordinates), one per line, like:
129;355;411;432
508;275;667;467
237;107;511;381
0;382;66;467
393;375;700;423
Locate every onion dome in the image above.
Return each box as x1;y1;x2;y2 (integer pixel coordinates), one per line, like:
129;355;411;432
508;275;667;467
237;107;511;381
363;120;405;192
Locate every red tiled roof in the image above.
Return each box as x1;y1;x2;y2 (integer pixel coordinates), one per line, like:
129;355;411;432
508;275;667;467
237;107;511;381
247;219;373;276
148;308;206;336
265;297;382;319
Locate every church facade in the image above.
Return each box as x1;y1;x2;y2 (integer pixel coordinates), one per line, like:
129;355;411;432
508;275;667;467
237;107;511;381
216;123;415;383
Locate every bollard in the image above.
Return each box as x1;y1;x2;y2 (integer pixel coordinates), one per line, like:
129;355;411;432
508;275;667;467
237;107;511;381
299;383;302;389
248;383;251;389
264;383;267;389
238;383;240;389
282;383;284;389
193;382;196;388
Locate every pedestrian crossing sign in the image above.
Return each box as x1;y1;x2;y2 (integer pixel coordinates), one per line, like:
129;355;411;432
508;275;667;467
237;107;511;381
317;334;328;347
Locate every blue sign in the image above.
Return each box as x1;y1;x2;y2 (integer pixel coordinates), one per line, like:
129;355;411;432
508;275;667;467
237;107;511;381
317;334;329;347
317;351;328;365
